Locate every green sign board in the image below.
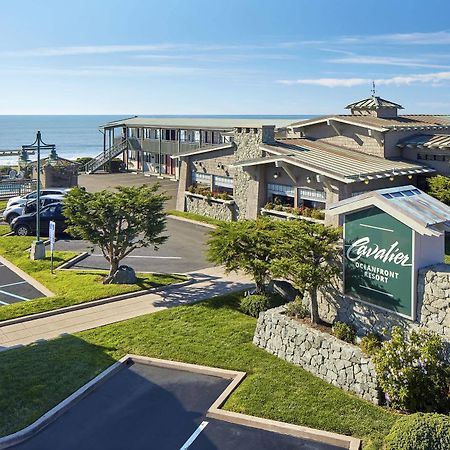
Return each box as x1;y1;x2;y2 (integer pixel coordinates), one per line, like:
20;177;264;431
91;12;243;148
344;206;414;318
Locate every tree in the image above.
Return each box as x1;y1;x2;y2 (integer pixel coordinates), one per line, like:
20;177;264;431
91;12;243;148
207;217;279;294
428;175;450;206
271;220;341;324
64;185;168;283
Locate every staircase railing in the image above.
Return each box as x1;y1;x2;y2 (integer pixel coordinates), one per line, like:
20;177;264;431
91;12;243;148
84;139;128;174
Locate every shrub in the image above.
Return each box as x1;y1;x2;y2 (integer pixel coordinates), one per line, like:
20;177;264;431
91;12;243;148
384;413;450;450
310;209;325;220
302;207;312;217
332;321;356;343
360;333;382;356
263;202;274;210
239;294;285;318
373;327;450;412
75;156;93;167
285;297;309;319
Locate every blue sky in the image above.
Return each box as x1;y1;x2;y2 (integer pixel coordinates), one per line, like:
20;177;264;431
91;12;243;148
1;0;450;115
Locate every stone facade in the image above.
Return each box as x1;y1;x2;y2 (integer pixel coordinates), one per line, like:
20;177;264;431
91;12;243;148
184;194;236;221
312;264;450;353
253;306;380;403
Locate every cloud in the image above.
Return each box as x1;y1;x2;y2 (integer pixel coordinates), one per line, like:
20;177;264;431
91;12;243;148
339;31;450;45
277;71;450;87
328;55;450;69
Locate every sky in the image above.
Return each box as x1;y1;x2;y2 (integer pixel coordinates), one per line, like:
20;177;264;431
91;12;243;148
1;0;450;115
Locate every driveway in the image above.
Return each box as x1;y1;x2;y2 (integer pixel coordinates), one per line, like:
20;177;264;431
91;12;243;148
55;217;211;274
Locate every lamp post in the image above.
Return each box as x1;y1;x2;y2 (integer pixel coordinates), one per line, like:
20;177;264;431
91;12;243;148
22;131;56;260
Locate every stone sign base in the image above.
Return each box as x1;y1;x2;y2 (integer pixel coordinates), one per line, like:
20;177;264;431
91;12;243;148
253;306;380;404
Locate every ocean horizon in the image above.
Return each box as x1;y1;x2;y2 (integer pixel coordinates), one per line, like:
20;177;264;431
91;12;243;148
0;115;314;166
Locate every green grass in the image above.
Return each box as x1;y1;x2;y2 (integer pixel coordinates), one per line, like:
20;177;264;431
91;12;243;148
167;209;224;226
0;200;7;211
0;293;398;448
0;236;186;321
0;224;10;236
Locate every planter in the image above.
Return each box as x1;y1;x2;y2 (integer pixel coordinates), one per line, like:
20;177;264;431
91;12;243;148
185;191;235;205
260;208;324;223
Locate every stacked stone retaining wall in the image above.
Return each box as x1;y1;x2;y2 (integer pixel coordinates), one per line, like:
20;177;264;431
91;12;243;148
253;306;380;404
184;195;236;221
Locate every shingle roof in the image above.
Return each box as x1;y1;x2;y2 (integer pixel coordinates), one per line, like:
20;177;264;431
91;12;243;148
234;138;434;184
397;134;450;149
345;96;403;110
328;185;450;236
289;114;450;132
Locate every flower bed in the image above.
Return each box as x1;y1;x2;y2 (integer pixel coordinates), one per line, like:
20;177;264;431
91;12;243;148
187;185;233;202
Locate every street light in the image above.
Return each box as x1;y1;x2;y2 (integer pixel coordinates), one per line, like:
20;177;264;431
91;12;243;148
22;131;56;260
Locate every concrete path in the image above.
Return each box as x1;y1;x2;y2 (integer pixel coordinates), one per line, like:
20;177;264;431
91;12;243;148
0;267;252;350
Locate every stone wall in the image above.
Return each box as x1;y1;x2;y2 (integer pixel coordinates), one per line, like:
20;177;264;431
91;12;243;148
254;306;380;403
184;194;236;221
313;264;450;351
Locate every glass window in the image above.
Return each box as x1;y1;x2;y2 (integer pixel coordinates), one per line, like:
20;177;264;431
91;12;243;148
213;175;233;195
267;183;294;206
192;171;211;186
298;187;326;202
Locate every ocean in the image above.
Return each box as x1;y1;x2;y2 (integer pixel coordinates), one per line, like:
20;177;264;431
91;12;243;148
0;115;312;166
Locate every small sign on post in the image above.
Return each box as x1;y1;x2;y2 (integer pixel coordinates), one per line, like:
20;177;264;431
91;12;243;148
49;220;56;273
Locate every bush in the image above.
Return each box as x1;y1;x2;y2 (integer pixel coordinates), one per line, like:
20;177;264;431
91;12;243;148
332;321;356;343
384;413;450;450
310;209;325;220
373;327;450;412
360;333;382;356
108;157;125;173
285;297;309;319
239;293;285;318
75;157;93;167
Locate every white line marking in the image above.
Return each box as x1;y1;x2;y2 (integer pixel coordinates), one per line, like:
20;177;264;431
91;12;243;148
359;285;394;297
179;421;209;449
0;299;9;305
0;281;28;289
0;290;29;301
360;223;394;233
91;254;182;260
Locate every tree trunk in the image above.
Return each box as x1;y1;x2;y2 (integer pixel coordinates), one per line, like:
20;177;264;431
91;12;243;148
104;259;120;284
309;289;320;324
254;275;266;295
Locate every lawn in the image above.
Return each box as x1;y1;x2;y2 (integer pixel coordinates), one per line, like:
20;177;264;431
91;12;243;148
0;199;7;210
0;293;399;449
0;224;10;236
167;209;223;226
0;236;186;321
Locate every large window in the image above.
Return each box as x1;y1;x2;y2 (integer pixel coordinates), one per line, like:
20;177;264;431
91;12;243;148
298;187;326;202
267;183;295;206
191;171;212;186
213;175;233;195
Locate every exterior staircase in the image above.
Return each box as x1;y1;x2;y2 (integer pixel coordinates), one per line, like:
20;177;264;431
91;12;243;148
84;139;128;174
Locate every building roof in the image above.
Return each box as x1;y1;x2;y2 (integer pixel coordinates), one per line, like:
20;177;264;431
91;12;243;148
172;143;234;159
397;134;450;149
328;185;450;236
345;96;403;110
235;138;433;183
289;114;450;132
100;117;295;131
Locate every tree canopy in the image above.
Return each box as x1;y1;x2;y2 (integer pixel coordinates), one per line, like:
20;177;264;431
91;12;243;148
64;185;168;283
428;175;450;206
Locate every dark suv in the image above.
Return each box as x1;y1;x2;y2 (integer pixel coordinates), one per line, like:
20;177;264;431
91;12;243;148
11;203;67;236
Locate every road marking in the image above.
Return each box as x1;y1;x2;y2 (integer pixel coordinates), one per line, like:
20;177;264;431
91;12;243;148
179;421;209;449
359;285;394;297
91;254;182;260
0;290;29;301
0;281;27;289
360;223;393;233
0;299;9;305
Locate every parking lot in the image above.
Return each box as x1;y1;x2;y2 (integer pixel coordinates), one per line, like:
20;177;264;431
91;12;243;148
0;261;45;305
13;362;342;450
56;216;211;274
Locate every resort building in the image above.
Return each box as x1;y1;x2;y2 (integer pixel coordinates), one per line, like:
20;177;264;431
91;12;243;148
95;95;450;225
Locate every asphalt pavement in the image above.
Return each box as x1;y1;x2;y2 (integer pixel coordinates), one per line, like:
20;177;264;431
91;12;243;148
55;217;211;274
13;362;342;450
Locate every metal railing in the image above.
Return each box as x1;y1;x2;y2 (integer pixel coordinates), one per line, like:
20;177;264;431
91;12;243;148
84;139;128;174
0;179;37;199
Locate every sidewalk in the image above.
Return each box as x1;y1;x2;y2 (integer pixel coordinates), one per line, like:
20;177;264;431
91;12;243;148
0;267;252;351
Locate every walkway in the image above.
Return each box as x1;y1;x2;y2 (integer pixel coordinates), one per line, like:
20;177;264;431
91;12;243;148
0;267;252;350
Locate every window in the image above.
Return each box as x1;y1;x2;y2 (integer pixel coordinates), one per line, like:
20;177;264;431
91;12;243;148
267;183;294;206
191;171;211;186
298;187;326;202
213;175;233;195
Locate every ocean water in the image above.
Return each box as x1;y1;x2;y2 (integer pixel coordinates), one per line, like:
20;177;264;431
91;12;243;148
0;115;312;166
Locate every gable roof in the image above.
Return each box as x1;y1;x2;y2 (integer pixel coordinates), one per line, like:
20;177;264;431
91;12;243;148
328;185;450;236
233;138;434;184
345;96;403;111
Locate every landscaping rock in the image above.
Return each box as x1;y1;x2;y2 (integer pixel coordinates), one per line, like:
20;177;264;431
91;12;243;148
110;265;137;284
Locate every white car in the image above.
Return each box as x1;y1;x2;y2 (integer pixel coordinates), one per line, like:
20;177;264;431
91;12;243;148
7;188;71;208
3;194;65;224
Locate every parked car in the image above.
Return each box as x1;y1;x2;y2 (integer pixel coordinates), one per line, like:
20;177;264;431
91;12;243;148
11;203;67;236
7;187;71;208
2;195;64;224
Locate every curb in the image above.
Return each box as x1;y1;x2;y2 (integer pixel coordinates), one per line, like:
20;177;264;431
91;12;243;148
0;277;193;328
167;214;216;229
0;355;361;450
56;252;89;270
0;255;54;298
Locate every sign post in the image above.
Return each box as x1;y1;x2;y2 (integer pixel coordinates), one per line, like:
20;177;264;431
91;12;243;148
49;220;56;274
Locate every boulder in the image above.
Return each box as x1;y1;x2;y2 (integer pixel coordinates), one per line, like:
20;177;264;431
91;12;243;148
110;265;137;284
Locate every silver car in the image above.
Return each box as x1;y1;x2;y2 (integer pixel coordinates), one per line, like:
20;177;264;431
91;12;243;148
6;187;71;208
3;194;65;224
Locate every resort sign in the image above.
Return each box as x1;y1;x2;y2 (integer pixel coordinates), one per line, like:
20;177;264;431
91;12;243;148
343;206;414;318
